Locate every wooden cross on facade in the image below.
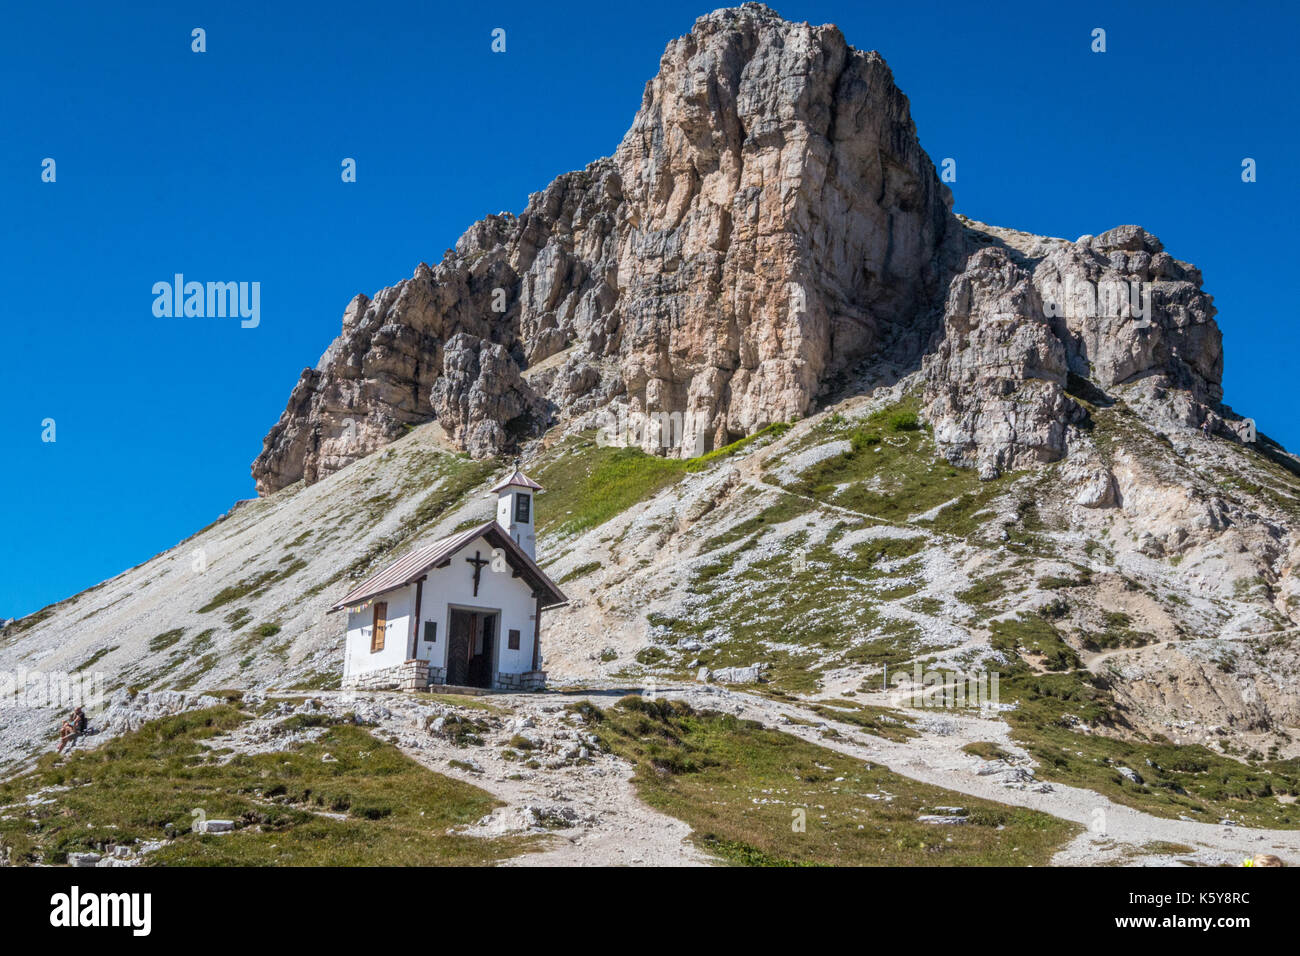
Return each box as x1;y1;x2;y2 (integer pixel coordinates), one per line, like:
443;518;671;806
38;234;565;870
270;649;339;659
465;550;490;597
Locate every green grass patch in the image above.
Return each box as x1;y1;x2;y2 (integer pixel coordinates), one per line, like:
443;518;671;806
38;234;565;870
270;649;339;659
962;742;1012;761
700;494;814;552
534;437;688;538
197;558;306;614
1080;611;1152;651
0;706;537;866
1011;722;1300;829
585;697;1078;865
635;646;668;666
684;422;791;472
224;607;252;631
558;561;601;585
782;398;1003;525
807;700;919;743
73;646;118;673
990;616;1081;672
957;572;1015;607
1038;570;1093;590
407;459;500;535
148;629;186;653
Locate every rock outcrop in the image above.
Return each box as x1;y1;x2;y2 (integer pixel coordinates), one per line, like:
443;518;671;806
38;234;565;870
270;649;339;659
252;3;958;494
430;333;545;459
922;222;1224;477
922;245;1083;477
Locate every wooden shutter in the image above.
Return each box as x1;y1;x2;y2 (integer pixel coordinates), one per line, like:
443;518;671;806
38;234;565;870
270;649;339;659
371;601;387;652
424;620;437;643
508;628;521;650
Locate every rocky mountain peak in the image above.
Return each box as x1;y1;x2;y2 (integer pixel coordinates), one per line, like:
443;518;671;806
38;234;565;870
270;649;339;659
250;5;1230;497
251;3;958;495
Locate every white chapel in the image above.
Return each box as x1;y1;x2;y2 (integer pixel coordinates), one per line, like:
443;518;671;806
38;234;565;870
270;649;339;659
332;467;567;691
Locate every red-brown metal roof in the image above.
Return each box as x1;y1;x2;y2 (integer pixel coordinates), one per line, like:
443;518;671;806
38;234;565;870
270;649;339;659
330;520;567;611
490;468;543;493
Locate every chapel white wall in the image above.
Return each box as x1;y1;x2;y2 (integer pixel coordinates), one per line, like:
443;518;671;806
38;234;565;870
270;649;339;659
343;582;415;679
413;534;538;677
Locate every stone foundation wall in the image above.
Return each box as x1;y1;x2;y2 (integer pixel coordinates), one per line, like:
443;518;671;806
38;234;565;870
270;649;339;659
344;659;429;692
493;670;547;692
345;662;543;692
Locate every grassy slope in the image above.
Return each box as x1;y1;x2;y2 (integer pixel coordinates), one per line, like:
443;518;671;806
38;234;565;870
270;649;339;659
639;399;1014;692
780;400;1004;527
605;396;1300;828
988;613;1300;828
649;517;931;692
0;705;536;866
534;438;690;539
532;425;791;539
585;697;1078;866
9;390;1300;855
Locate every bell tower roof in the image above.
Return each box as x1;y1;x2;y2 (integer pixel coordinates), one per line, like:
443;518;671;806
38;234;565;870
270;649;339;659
491;467;543;493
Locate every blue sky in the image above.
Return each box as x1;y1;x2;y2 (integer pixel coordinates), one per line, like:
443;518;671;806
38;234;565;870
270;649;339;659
2;0;1296;618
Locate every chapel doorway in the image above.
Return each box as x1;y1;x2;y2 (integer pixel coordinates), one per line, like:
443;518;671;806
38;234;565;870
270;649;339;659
447;608;498;688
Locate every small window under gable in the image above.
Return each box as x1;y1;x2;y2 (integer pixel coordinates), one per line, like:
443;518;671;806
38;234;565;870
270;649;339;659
514;492;531;523
508;628;521;650
424;621;437;643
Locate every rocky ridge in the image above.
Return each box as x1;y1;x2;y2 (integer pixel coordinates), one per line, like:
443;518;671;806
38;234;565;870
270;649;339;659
252;5;1234;503
923;220;1228;478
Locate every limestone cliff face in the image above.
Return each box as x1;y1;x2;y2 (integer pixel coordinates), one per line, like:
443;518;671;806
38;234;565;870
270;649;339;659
252;3;1226;496
251;3;958;494
608;5;958;456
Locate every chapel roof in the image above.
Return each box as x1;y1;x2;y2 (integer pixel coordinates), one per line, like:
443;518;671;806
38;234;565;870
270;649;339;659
330;520;567;612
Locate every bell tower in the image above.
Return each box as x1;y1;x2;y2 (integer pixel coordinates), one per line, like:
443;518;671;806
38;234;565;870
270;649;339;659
492;465;542;559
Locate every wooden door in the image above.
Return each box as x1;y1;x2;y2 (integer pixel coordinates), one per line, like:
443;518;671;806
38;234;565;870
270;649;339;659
371;601;387;652
447;610;471;685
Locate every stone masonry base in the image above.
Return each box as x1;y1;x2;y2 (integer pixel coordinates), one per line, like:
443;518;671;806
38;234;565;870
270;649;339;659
492;670;547;692
343;660;543;692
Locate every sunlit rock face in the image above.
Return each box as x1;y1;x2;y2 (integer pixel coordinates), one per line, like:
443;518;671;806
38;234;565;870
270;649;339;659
252;4;1223;495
